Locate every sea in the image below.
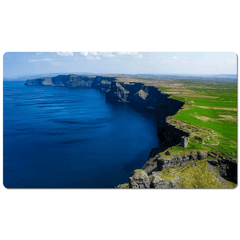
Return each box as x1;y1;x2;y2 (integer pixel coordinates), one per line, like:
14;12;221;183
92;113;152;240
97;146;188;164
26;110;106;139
3;81;159;188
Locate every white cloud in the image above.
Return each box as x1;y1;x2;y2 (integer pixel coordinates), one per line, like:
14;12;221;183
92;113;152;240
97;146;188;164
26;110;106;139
35;53;43;55
57;52;74;56
117;52;143;59
172;56;180;60
84;52;116;58
118;52;132;55
101;52;115;57
29;58;52;63
86;55;101;60
81;52;101;60
81;52;142;60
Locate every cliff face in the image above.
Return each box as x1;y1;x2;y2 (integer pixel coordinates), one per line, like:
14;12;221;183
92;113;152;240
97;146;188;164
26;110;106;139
24;74;115;92
142;150;208;175
106;81;237;189
105;82;184;119
105;81;187;149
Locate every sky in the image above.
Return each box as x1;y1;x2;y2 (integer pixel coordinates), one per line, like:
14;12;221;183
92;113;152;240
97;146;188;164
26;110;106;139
3;52;237;78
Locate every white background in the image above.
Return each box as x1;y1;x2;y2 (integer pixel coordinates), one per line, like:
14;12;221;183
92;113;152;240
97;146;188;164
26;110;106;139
0;1;239;240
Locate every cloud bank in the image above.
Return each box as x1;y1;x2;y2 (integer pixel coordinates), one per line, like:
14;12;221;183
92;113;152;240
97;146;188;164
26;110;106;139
80;52;143;60
57;52;74;56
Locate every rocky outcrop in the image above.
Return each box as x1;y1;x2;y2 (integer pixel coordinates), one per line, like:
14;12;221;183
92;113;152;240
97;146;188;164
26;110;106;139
118;150;237;189
117;170;179;189
128;169;150;188
150;172;168;188
208;158;237;184
25;78;46;86
157;150;208;171
141;150;208;175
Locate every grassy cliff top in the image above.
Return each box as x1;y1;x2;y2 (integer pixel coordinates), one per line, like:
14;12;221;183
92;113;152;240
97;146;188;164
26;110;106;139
158;79;237;158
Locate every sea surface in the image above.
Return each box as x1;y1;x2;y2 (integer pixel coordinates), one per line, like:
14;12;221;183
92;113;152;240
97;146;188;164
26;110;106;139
3;81;159;188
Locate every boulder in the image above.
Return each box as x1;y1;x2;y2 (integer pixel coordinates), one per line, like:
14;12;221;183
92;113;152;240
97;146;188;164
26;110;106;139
128;169;150;188
150;172;167;188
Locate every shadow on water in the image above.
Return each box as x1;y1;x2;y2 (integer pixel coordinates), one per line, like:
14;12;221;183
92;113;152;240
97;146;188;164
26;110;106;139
122;131;159;174
106;101;160;174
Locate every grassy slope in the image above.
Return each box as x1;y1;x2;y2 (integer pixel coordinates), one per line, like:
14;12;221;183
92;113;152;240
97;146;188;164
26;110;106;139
160;80;237;158
158;158;236;189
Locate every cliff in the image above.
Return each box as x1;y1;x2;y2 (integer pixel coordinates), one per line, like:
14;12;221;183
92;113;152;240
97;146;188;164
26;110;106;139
104;81;237;189
25;74;115;92
105;81;188;152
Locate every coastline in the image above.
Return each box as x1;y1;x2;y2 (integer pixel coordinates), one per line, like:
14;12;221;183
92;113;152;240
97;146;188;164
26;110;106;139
24;75;237;189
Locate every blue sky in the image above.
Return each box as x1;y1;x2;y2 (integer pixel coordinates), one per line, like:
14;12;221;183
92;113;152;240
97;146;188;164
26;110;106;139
3;52;237;78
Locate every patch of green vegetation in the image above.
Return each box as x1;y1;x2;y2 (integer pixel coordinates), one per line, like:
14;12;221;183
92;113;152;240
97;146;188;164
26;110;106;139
160;80;237;158
167;144;212;154
118;183;129;188
158;87;171;92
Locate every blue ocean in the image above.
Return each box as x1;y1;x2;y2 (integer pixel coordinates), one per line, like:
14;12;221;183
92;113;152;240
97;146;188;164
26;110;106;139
3;81;159;188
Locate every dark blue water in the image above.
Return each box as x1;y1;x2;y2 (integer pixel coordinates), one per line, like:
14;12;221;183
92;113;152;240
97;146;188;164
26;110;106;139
3;81;159;188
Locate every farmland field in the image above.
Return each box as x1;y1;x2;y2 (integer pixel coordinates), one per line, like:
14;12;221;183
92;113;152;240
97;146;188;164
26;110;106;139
159;80;237;158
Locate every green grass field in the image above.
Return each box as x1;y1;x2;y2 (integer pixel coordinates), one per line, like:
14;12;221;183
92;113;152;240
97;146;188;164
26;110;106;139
159;80;237;158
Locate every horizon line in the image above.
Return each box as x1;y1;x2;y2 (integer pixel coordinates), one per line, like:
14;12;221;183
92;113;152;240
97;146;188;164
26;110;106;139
4;72;238;79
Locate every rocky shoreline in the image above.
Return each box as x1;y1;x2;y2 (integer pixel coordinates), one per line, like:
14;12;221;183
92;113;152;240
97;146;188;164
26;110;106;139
25;74;237;188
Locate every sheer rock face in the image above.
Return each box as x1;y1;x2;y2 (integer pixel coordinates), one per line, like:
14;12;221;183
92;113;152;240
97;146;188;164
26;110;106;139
208;159;237;184
25;78;45;86
157;150;208;171
219;161;237;184
141;150;209;176
128;169;150;188
105;82;184;116
24;75;114;91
